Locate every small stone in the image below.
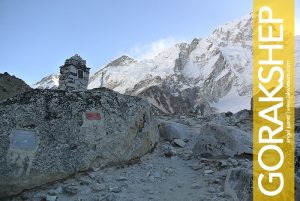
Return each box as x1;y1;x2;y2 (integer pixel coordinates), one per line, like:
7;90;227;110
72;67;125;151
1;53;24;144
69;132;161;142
46;195;57;201
149;175;155;182
48;186;62;196
95;175;105;183
91;183;107;192
153;171;161;178
163;167;174;175
62;185;80;195
180;151;193;160
78;177;91;186
176;182;184;188
207;187;216;193
213;178;221;184
110;187;122;193
100;194;117;201
191;183;201;189
191;163;202;170
220;160;228;168
115;176;127;181
173;139;186;147
228;158;238;166
164;149;177;157
204;170;214;175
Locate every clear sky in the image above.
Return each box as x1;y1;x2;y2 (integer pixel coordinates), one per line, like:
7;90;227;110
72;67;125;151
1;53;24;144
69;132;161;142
0;0;297;85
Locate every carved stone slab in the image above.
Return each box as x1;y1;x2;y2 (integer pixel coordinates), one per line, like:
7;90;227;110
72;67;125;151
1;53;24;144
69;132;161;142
10;129;38;150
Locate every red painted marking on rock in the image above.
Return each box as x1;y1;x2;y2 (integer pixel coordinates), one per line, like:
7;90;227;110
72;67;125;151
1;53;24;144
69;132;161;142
85;112;101;120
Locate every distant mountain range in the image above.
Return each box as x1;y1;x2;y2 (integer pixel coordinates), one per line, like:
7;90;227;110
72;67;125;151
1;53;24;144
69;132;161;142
32;14;300;114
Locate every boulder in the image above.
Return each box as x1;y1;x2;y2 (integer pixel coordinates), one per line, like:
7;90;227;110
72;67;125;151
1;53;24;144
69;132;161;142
158;121;189;141
224;168;252;201
232;109;252;122
192;123;252;157
0;88;158;198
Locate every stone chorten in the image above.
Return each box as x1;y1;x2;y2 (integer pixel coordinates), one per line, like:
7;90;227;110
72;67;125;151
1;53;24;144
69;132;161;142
58;54;90;91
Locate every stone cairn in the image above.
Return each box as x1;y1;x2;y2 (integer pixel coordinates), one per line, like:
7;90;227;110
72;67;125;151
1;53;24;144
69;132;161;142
58;54;90;91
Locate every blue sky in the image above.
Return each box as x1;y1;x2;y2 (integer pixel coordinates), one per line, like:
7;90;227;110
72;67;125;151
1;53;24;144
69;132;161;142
0;0;296;85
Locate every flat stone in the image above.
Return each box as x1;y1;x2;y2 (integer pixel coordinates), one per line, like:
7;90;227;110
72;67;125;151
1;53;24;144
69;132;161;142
153;171;161;178
191;183;202;189
115;177;127;181
173;139;186;147
179;151;193;160
191;163;202;171
62;185;80;195
46;195;57;201
91;183;107;192
110;187;122;193
48;187;62;196
204;170;214;175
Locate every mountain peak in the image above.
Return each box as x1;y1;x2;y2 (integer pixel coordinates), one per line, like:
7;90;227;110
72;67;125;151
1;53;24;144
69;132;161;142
32;74;59;89
106;55;137;67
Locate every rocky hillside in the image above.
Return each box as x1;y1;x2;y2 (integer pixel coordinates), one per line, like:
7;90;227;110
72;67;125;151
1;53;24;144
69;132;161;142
0;72;32;102
33;14;300;114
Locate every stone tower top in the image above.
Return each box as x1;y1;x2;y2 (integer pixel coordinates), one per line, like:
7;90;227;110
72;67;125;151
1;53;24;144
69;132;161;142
58;54;90;91
64;54;88;68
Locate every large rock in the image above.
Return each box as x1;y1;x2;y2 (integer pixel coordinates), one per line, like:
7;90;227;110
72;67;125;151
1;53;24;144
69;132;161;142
158;121;189;141
0;88;159;198
192;123;252;157
224;168;252;201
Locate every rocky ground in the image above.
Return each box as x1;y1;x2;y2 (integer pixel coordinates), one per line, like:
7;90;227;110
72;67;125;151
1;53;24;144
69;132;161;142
3;113;253;201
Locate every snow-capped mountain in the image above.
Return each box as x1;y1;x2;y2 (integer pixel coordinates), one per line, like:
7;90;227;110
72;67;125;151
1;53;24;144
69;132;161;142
87;14;254;113
32;74;59;89
33;14;300;113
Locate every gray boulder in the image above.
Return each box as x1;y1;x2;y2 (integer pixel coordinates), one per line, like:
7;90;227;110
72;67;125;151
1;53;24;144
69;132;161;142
158;121;189;141
192;123;252;157
224;168;252;201
0;88;158;198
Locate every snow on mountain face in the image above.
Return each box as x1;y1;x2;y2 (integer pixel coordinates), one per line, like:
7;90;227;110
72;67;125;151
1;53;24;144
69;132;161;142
32;74;59;89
